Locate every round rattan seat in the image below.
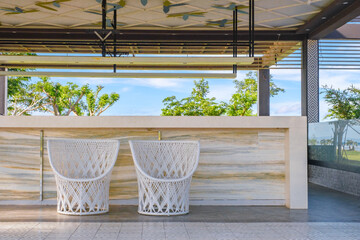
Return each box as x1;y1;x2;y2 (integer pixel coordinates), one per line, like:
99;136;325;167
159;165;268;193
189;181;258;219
47;139;120;215
129;140;200;216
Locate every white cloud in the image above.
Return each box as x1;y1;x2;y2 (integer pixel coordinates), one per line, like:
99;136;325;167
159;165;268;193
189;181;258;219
51;77;119;85
120;87;131;92
50;77;191;90
235;71;250;80
118;108;162;116
271;101;301;116
270;69;360;90
320;70;360;89
125;78;187;89
208;85;235;101
320;100;330;121
270;69;301;82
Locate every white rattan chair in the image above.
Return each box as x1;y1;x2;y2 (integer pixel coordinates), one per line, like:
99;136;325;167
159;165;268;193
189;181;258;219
47;139;120;215
129;140;200;216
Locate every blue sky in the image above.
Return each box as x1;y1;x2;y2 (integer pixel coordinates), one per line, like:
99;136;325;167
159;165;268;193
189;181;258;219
31;51;360;120
36;68;359;120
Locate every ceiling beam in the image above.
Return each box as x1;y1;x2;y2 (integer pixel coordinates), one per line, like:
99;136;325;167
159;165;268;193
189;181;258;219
297;0;360;39
323;24;360;39
0;28;305;42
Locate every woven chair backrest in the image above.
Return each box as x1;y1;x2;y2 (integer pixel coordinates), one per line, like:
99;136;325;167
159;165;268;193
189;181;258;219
130;141;199;179
48;139;119;179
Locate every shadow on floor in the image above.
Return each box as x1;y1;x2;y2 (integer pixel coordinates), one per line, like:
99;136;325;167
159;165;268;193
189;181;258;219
0;183;359;222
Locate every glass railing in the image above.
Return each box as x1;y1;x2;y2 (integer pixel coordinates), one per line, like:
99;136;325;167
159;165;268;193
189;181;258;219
308;119;360;172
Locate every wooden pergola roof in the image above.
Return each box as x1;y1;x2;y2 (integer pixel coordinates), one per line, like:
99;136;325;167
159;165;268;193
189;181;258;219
0;0;334;30
0;0;359;70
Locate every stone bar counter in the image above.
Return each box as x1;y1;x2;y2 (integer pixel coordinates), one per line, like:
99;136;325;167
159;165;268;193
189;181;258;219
0;116;307;209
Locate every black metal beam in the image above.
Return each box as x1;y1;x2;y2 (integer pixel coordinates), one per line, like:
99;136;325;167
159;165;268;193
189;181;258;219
113;6;117;72
324;24;360;39
101;0;107;57
248;0;252;57
297;0;360;39
0;29;305;42
251;0;255;57
233;6;238;73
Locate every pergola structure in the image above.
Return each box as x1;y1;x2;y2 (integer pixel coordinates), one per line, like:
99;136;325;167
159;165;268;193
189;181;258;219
0;0;360;120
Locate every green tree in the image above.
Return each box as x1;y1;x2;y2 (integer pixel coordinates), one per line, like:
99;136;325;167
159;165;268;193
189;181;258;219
345;140;357;151
29;77;89;116
2;52;36;96
8;77;120;116
322;85;360;119
7;83;46;116
4;53;120;116
309;137;317;145
161;79;227;116
227;72;284;116
84;85;120;116
4;52;37;115
322;85;360;161
161;72;284;116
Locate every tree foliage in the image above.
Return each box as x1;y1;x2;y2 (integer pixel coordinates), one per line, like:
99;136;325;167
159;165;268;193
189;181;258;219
85;85;120;116
227;72;284;116
161;72;284;116
5;52;36;115
4;52;120;116
162;79;227;116
321;85;360;161
28;78;89;116
7;77;120;116
322;85;360;120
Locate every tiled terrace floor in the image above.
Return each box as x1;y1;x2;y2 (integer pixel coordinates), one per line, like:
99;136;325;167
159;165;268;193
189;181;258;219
1;221;360;240
0;184;360;240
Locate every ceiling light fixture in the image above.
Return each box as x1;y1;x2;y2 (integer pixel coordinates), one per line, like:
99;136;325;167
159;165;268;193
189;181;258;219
0;71;237;79
0;56;255;67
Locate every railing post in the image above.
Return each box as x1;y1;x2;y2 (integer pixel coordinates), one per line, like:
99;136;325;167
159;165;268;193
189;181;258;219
40;130;44;201
0;68;7;116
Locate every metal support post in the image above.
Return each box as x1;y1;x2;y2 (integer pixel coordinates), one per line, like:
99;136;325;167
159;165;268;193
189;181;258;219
233;7;238;73
113;6;117;73
258;68;270;116
251;0;255;57
101;0;107;57
248;0;255;57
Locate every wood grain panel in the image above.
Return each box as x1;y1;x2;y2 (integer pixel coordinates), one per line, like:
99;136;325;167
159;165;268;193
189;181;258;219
0;130;40;200
0;128;285;203
161;129;286;201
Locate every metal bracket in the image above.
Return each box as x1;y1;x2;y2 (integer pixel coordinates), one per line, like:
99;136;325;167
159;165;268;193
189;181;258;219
94;31;112;42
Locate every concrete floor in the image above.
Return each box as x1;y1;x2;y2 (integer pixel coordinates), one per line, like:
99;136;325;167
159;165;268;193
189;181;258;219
0;184;359;223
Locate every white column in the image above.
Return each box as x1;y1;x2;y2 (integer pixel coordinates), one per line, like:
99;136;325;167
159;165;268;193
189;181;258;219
285;118;308;209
